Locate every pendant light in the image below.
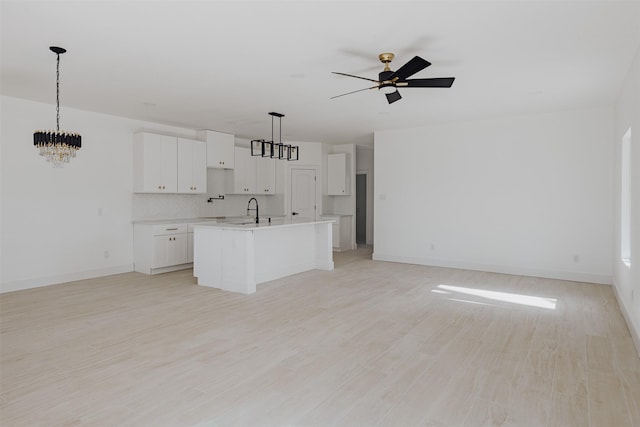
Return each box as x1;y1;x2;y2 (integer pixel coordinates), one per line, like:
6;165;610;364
251;112;298;161
33;46;81;168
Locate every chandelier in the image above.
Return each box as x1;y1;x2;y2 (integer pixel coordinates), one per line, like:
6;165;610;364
33;46;81;168
251;112;298;161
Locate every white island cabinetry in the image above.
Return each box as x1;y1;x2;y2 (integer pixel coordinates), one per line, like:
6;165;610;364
194;220;334;294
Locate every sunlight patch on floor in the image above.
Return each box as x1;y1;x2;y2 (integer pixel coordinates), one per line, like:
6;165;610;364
436;284;557;310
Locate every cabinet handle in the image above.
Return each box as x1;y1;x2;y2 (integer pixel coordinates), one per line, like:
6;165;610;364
166;228;178;231
158;185;161;189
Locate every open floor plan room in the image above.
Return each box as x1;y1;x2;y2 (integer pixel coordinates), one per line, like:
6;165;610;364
1;248;638;426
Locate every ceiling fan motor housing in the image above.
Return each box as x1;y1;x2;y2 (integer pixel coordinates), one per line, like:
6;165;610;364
379;70;395;92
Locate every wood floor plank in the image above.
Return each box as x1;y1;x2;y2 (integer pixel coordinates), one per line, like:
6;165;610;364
1;246;638;426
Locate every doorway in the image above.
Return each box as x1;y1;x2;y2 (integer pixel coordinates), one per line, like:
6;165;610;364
356;173;367;245
290;168;317;222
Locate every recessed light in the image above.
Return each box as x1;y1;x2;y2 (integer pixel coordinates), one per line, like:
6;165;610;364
143;102;156;107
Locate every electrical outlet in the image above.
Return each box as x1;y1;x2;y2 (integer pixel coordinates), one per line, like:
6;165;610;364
572;254;580;263
98;207;103;216
104;250;110;259
430;243;435;251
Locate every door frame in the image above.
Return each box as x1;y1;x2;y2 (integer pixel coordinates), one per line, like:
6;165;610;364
356;169;373;245
285;164;322;220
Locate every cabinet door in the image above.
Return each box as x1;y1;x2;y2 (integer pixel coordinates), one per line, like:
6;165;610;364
172;234;189;265
177;138;207;194
226;147;256;194
160;136;178;192
256;156;276;194
197;130;235;169
192;140;207;192
153;234;188;267
327;153;348;195
153;235;172;268
134;133;177;193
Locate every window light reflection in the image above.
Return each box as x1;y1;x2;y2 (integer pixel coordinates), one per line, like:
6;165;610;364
437;285;557;310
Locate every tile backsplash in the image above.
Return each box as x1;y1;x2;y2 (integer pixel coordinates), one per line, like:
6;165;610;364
132;193;285;221
131;193;202;221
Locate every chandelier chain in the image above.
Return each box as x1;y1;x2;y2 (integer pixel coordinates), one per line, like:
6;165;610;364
56;52;60;131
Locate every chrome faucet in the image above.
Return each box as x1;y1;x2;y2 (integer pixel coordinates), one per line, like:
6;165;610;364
247;197;259;224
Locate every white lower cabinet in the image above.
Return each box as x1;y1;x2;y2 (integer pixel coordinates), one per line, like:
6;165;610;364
153;233;188;268
134;223;190;274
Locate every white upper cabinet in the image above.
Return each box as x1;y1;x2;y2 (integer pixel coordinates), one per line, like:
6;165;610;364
196;129;235;169
225;147;277;195
133;132;178;193
327;153;350;195
177;138;207;194
226;147;257;194
256;156;276;194
134;132;206;194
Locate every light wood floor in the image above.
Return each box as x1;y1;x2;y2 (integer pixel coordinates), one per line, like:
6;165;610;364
1;247;639;426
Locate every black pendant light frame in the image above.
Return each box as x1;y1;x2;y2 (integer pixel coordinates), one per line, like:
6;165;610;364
251;112;297;161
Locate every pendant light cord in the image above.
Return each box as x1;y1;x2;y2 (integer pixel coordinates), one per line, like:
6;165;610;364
56;52;60;132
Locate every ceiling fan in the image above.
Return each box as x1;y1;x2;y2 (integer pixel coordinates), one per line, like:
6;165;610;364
332;53;455;104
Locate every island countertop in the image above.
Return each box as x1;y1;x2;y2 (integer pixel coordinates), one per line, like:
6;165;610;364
192;219;335;231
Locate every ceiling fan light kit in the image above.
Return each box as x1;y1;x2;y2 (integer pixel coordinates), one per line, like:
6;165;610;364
251;112;298;161
332;52;455;104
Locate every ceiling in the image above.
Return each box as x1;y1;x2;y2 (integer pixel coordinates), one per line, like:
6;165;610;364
2;1;639;146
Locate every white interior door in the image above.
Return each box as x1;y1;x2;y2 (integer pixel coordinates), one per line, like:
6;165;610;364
290;168;316;221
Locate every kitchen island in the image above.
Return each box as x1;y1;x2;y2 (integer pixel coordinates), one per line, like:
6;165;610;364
193;220;334;294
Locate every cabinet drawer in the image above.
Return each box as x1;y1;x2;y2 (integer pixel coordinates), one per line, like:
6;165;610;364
152;224;187;236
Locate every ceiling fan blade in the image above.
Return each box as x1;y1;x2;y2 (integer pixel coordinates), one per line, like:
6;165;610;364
385;90;402;104
331;85;380;99
332;72;380;83
398;77;456;88
388;56;431;82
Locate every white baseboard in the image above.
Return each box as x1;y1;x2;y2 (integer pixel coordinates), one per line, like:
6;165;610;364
611;278;640;358
371;253;612;285
0;264;134;294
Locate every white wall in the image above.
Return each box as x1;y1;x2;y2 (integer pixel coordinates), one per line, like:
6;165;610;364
356;146;374;245
613;46;640;350
374;106;614;284
0;96;199;292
